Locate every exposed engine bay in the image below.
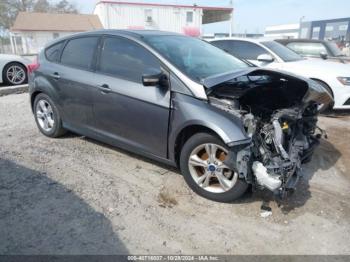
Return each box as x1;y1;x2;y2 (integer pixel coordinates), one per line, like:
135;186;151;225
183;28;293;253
206;69;332;197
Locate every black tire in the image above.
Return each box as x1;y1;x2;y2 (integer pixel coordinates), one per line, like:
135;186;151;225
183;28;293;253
314;80;334;112
3;62;28;86
33;93;66;138
179;132;248;203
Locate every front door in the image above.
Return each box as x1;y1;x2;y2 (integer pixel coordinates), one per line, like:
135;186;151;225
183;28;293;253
92;36;171;158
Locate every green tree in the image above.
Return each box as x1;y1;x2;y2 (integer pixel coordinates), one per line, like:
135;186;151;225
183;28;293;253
33;0;51;13
53;0;77;14
0;0;35;30
0;0;78;31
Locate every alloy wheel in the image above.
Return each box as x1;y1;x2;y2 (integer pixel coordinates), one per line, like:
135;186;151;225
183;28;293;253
188;143;238;193
6;65;26;85
36;99;55;132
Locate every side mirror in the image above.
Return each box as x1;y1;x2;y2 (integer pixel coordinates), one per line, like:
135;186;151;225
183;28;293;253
320;51;328;60
142;69;168;87
257;54;275;63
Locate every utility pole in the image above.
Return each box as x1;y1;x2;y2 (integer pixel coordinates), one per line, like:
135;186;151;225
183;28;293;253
229;0;234;37
299;16;305;38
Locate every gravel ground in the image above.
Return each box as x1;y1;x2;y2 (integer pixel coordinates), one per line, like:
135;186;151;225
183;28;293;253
0;93;350;255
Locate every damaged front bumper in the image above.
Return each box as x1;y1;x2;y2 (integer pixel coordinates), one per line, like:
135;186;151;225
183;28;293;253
224;133;322;196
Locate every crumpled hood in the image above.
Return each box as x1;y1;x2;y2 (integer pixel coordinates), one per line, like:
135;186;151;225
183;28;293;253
203;67;333;109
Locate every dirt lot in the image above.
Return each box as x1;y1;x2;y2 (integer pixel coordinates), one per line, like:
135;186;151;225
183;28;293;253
0;93;350;255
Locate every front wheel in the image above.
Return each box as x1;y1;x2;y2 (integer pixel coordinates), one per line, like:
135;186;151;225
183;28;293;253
179;133;248;203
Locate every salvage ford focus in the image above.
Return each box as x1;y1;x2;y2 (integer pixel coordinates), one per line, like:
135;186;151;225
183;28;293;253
28;30;332;202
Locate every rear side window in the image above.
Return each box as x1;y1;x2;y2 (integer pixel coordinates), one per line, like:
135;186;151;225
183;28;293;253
45;42;64;62
98;37;161;83
213;40;267;60
61;37;99;70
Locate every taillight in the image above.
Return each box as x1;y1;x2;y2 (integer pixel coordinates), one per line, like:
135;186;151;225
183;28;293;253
27;57;40;74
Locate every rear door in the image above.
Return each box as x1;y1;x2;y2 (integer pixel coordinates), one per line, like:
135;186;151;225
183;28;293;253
47;36;100;129
92;36;171;158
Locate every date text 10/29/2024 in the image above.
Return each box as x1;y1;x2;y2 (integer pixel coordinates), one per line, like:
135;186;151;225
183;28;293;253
127;256;220;261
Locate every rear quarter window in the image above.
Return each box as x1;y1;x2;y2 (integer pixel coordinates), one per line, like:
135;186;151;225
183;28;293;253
45;41;64;62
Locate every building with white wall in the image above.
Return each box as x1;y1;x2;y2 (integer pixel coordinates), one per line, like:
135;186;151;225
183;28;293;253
94;1;233;37
265;17;350;42
10;12;103;55
264;23;300;39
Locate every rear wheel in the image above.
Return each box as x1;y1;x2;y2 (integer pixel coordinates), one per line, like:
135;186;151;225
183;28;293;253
3;62;28;85
34;93;66;138
179;133;248;203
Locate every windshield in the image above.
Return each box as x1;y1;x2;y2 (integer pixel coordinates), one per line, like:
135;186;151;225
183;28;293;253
262;41;303;62
144;35;248;82
326;42;344;57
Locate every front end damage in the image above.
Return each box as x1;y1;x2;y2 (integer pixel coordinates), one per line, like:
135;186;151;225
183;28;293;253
205;68;333;197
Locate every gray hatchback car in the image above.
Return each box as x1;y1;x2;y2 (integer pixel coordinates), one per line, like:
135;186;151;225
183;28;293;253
29;30;332;202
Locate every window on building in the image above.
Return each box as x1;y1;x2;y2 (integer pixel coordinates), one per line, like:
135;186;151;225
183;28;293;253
339;24;348;31
98;37;161;83
53;33;60;39
212;40;267;60
45;41;64;62
186;11;193;23
300;27;309;38
312;27;320;40
286;42;328;56
145;9;153;23
325;22;349;40
61;37;99;70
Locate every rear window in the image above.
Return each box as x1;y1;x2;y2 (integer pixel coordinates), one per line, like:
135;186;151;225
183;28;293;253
61;37;99;70
45;41;64;62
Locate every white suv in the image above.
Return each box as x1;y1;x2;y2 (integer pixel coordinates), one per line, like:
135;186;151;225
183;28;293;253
211;38;350;110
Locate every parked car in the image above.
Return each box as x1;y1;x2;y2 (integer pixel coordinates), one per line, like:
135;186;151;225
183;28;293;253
0;54;30;85
276;39;350;64
211;38;350;110
29;30;331;202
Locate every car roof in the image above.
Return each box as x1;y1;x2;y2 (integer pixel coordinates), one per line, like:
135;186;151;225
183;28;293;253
276;38;326;44
91;29;181;37
44;29;181;48
209;37;274;43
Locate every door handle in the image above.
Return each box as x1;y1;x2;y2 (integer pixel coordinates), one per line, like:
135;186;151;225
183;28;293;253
97;84;111;94
51;72;60;80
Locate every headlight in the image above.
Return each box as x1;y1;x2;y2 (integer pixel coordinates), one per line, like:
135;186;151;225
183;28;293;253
337;77;350;86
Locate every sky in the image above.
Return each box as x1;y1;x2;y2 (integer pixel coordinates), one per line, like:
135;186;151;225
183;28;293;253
69;0;350;34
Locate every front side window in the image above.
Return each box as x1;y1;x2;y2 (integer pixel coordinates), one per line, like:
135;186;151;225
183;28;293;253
262;41;303;62
61;37;99;70
144;36;248;82
45;41;64;62
326;42;344;57
98;37;161;83
287;42;328;56
212;40;267;60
